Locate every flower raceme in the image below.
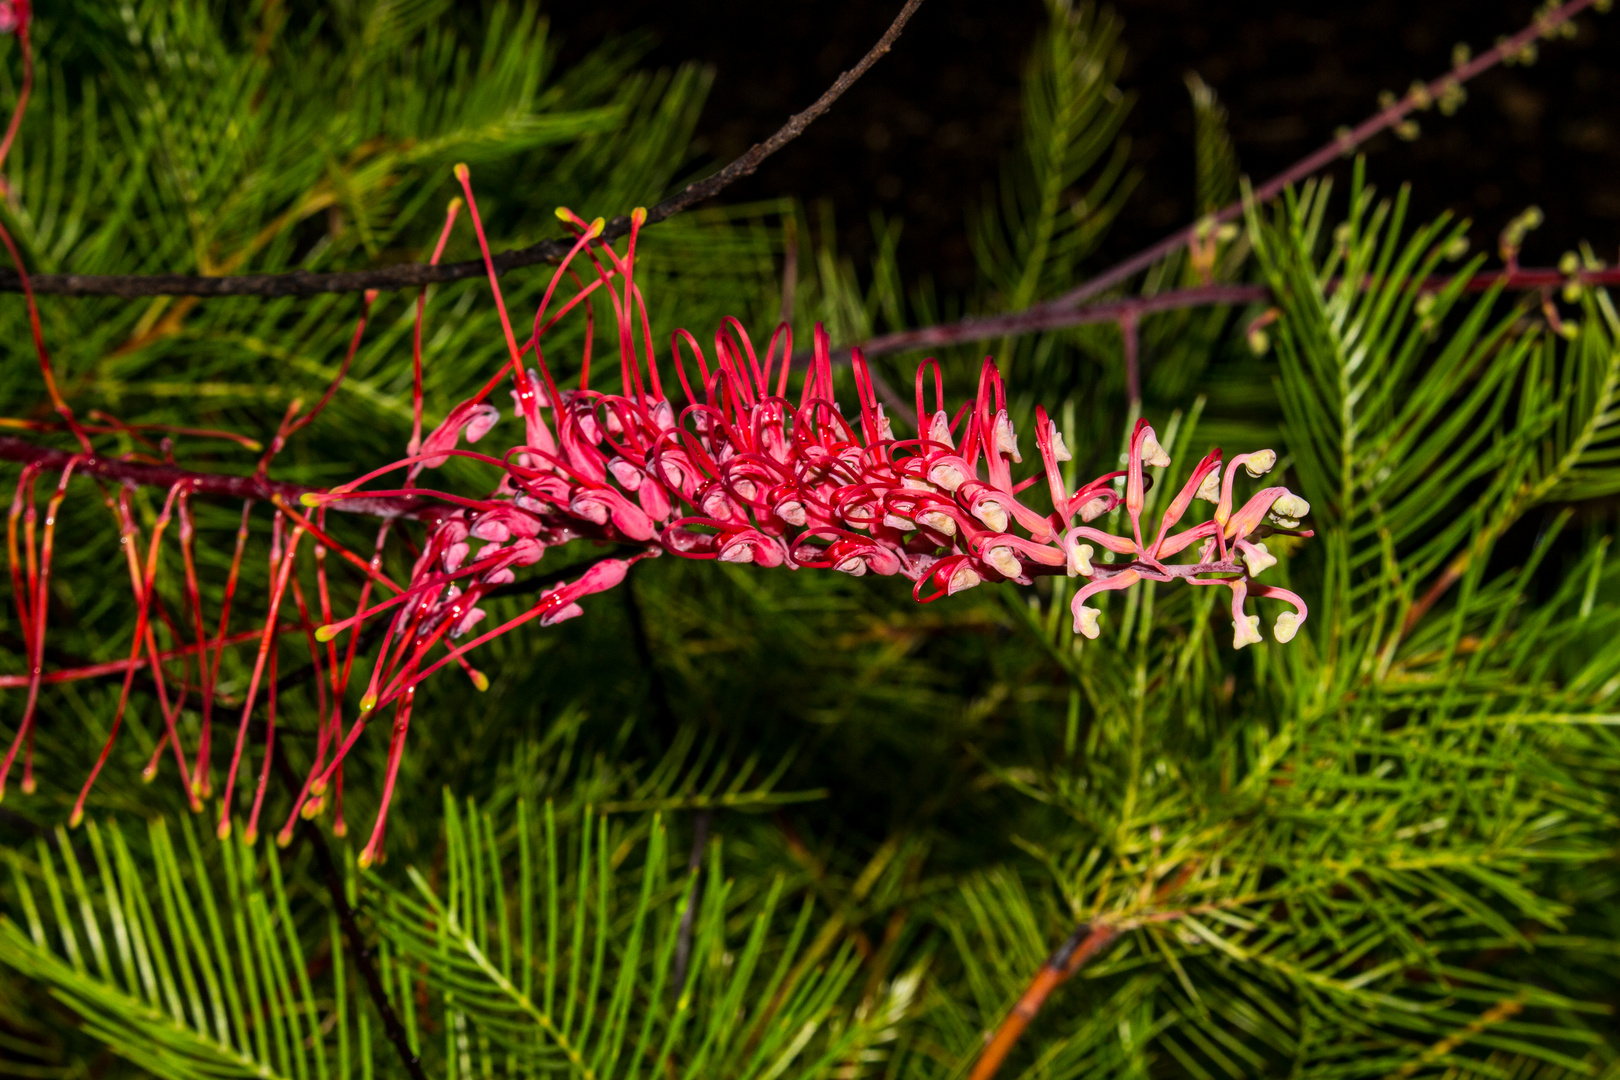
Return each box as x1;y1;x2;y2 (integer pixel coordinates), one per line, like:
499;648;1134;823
299;175;1314;871
1;166;1311;869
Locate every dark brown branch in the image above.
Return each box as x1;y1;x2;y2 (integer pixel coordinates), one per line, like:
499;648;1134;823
272;752;429;1080
671;809;711;994
1048;0;1602;309
967;921;1120;1080
0;436;442;521
0;0;926;300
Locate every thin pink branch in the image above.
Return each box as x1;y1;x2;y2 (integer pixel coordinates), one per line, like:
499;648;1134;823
1050;0;1602;308
0;436;443;522
851;268;1620;360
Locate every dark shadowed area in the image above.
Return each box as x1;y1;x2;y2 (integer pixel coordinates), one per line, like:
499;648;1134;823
545;0;1620;295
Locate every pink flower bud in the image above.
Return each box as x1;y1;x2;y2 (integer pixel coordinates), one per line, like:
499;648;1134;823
465;404;500;444
541;601;584;626
452;606;488;638
607;458;644;491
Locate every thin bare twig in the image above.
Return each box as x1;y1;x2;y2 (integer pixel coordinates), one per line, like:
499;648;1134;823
847;267;1620;360
1048;0;1602;309
0;0;926;300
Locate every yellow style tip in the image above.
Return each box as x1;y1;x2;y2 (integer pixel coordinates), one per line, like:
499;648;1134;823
332;819;348;838
243;827;258;846
315;623;339;643
453;162;470;182
631;206;648;226
447;196;464;214
357;849;375;870
554;206;574;222
276;828;294;848
588;217;606;238
471;669;490;692
310;777;328;797
20;776;35;795
301;797;323;820
363;289;379;305
216;819;232;840
360;693;377;713
300;493;321;507
69;808;84;829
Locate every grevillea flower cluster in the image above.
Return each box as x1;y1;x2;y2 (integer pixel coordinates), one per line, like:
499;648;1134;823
291;168;1314;862
1;165;1311;867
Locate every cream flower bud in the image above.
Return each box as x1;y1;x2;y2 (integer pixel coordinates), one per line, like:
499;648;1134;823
1274;611;1300;643
1067;541;1095;577
918;510;957;536
775;500;807;527
1140;430;1171;468
1244;449;1277;477
993;411;1022;462
973;499;1010;533
1075;605;1101;639
1078;496;1109;521
1233;614;1263;649
835;556;867;577
1268;493;1310;527
985;546;1022;578
948;563;981;594
928;410;955;448
1048;421;1072;462
929;462;968;491
1196;470;1222;502
883;512;917;532
1240;542;1277;576
875;405;895;442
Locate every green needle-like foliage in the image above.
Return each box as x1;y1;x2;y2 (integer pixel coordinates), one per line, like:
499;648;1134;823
4;1;1620;1079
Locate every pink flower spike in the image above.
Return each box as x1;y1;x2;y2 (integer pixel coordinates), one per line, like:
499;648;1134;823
1228;578;1262;649
1215;450;1277;526
1224;486;1309;541
1071;568;1142;639
1032;406;1073;526
1124;418;1168;550
1066;526;1139;557
1249;583;1308;642
1148;448;1223;558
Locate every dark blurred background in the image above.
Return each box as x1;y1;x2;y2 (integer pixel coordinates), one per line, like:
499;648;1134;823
543;0;1619;296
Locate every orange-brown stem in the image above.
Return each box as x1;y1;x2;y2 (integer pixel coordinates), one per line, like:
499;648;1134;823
967;922;1121;1080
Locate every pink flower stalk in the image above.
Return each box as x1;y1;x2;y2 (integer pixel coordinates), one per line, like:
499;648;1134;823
295;168;1314;866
